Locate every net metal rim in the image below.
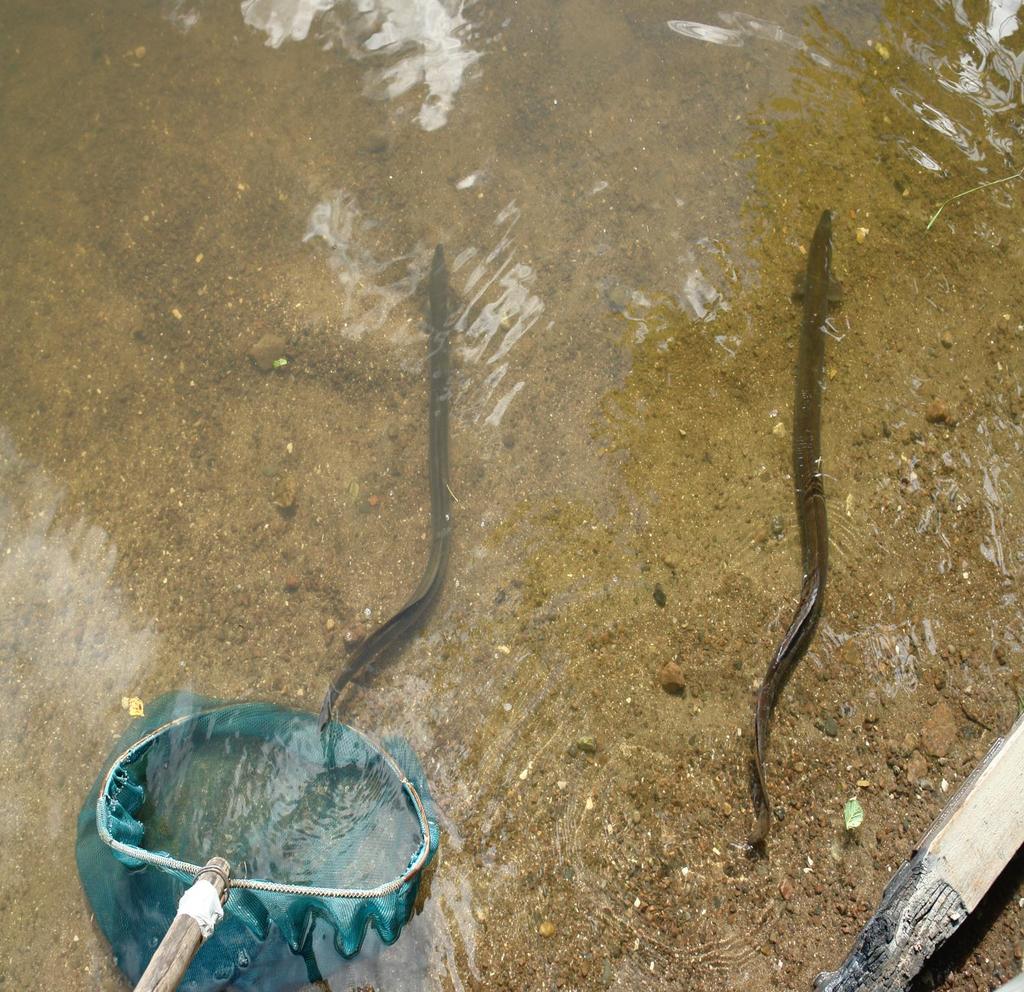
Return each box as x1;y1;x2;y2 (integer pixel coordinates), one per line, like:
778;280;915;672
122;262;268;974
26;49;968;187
95;705;433;900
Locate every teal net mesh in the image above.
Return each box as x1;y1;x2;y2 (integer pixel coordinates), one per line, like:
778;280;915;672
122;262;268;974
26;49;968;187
76;693;440;991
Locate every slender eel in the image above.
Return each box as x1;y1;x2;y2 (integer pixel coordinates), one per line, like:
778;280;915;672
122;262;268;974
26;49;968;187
318;245;452;731
750;211;834;844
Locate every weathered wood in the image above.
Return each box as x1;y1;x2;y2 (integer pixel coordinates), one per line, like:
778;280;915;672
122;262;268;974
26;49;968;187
815;710;1024;992
134;858;230;992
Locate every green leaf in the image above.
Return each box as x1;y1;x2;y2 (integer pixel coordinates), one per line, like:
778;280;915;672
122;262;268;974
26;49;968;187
843;798;864;831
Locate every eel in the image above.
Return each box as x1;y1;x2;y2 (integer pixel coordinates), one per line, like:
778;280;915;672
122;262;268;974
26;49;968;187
318;244;453;731
750;211;835;844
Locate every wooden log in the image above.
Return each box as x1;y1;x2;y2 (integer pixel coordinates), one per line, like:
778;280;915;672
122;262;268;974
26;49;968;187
814;711;1024;992
134;858;230;992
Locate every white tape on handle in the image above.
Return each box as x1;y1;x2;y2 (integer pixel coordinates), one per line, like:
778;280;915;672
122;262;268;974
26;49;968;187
176;878;225;941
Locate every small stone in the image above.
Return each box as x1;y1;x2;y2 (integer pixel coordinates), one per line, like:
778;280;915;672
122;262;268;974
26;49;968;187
538;920;556;938
273;474;298;510
653;583;667;607
658;661;687;695
922;700;957;757
771;515;785;539
343;623;368;650
134;45;147;59
924;399;953;425
772;421;786;437
325;618;336;632
249;333;288;372
906;750;928;784
855;227;869;243
940;331;954;349
576;736;598;754
283;574;301;592
779;877;795;901
822;716;839;738
606;285;631;313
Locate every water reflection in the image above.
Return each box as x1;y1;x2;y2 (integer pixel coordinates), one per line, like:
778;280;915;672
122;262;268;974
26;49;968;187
0;429;157;990
241;0;481;130
668;9;835;67
897;0;1024;168
303;190;428;339
0;430;156;743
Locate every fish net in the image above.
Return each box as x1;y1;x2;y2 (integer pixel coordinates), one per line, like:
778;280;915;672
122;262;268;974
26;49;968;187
76;692;439;991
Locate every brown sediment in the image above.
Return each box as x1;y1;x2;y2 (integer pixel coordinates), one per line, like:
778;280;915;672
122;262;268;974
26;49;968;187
750;210;834;845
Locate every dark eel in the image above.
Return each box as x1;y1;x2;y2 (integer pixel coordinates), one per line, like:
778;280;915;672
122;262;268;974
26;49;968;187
318;244;452;731
750;211;834;844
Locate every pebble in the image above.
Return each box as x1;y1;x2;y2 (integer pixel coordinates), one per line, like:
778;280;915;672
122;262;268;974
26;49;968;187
922;700;957;757
822;715;839;738
606;285;631;313
906;750;928;784
273;474;298;510
940;331;954;349
779;877;795;901
576;736;598;754
248;333;288;372
538;921;556;938
283;574;300;592
924;399;953;425
653;583;667;607
658;661;687;695
343;623;368;650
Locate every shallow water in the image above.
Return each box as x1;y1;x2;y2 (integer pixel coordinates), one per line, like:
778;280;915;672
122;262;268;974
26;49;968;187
2;0;1024;989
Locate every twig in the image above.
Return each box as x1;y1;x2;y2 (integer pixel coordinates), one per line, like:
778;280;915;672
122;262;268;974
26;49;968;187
926;166;1024;230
